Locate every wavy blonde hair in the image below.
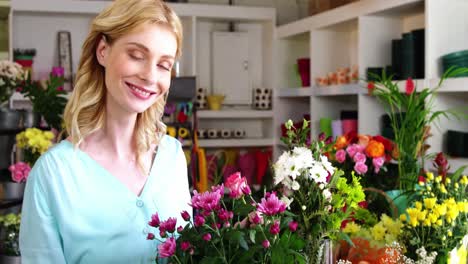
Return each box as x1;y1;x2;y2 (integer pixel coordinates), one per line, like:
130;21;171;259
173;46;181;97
63;0;183;174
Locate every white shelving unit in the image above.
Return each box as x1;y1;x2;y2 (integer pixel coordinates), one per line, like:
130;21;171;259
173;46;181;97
274;0;468;172
9;0;276;150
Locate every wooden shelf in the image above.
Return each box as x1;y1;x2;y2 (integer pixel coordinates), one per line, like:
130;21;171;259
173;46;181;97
314;83;362;96
277;87;313;97
197;109;273;119
198;138;273;148
11;0;275;21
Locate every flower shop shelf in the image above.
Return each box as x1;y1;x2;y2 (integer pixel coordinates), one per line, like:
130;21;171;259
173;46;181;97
276;87;313;98
11;0;275;21
9;92;70;110
314;83;362;96
198;138;274;148
197;109;273;119
429;77;468;93
448;157;468;173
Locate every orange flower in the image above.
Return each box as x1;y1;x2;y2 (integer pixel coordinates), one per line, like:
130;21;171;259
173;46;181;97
335;136;348;150
365;140;385;158
357;134;371;147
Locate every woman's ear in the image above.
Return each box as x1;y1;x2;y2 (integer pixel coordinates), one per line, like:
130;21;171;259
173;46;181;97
96;35;108;67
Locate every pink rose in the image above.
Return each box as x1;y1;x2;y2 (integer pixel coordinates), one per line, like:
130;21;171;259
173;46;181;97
372;157;385;173
353;152;366;163
346;144;363;158
225;172;248;199
354;162;368;175
335;149;346;163
8;162;31;183
158;237;176;258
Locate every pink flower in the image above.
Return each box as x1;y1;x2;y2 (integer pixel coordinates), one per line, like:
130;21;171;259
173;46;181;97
346;144;363;158
225;172;248;199
159;217;177;233
354;162;368;175
146;233;155;240
203;233;212;241
269;220;280;235
288;221;298;232
248;211;264;225
262;239;270;248
194;215;205;227
51;66;64;77
335;149;346;163
181;241;191;251
242;185;251;195
353;152;366;163
257;192;286;216
8;162;31;183
405;77;415;95
372;156;385;173
191;189;222;212
177;226;183;233
218;208;233;222
158;237;176;258
181;210;191;221
148;213;160;227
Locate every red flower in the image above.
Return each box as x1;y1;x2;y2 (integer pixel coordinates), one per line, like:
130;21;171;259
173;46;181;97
405;77;415;95
418;176;426;183
367;82;375;95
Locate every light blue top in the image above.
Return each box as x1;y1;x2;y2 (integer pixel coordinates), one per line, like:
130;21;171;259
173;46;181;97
19;135;192;264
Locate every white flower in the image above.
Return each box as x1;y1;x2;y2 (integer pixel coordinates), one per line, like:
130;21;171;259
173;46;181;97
291;180;300;190
322;189;332;202
273;147;313;186
308;163;328;184
280;196;294;209
320;155;335;175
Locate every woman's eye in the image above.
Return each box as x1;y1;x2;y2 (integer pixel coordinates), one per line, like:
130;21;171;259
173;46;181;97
129;52;144;60
158;64;171;72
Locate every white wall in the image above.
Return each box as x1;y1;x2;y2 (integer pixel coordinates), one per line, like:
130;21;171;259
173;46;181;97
188;0;309;25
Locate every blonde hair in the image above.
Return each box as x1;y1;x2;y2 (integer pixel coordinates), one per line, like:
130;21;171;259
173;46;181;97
63;0;183;174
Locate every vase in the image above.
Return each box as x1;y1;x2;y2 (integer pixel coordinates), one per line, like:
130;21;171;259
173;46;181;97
1;181;26;200
385;189;409;216
0;109;22;130
206;94;225;110
0;255;21;264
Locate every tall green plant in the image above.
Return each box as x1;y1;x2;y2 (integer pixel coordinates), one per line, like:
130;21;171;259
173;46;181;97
368;67;468;191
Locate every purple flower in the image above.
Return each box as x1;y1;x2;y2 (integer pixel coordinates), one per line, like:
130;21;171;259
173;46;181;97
159;217;177;233
354;162;368;175
194;215;205;227
335;149;346;163
288;221;298;232
203;233;212;241
269;220;280;235
158;237;176;258
372;156;385;173
318;132;326;141
181;210;191;221
353;152;366;163
148;213;160;227
51;66;64;77
257;192;286;216
262;239;270;248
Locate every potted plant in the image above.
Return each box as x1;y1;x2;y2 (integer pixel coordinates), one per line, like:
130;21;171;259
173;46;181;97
19;66;68;131
0;60;25;130
0;213;21;263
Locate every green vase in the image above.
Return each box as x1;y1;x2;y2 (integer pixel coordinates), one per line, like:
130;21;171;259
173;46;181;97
385;189;409;216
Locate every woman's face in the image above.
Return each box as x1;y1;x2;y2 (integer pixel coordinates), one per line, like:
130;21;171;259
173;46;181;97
96;22;177;116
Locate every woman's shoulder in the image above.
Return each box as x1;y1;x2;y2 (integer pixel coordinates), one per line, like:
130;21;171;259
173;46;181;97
159;134;182;152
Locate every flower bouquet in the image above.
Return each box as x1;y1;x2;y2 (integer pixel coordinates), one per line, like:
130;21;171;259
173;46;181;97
0;60;24;108
147;172;306;263
15;127;55;167
273;120;369;263
0;213;21;257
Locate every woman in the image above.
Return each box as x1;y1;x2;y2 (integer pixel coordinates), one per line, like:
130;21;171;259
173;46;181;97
19;0;191;263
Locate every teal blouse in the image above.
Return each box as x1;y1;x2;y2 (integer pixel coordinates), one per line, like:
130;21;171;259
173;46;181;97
19;136;192;263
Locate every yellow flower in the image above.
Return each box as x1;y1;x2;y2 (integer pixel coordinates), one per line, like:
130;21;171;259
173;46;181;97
399;214;406;222
424;198;437;210
423;219;431;226
406;208;420;227
436;176;442;183
415;202;422;210
436;219;443;226
445;178;451;184
446;207;459;223
371;222;386;241
343;222;360;234
448;230;453;237
435;204;447;216
426;172;434;181
461;175;468;185
439;184;447;194
455;183;459;189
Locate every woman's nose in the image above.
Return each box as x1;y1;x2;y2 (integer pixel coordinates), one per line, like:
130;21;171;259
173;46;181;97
139;64;158;84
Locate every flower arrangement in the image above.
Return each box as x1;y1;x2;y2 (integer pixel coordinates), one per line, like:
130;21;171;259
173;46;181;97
8;162;31;183
147;172;306;263
332;132;396;189
399;167;468;263
367;67;468;190
0;60;24;107
273;120;369;263
0;213;21;256
15;127;54;164
19;66;67;130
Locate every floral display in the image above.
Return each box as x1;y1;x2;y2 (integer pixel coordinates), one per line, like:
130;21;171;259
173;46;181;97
332;132;395;189
19;66;67;130
147;172;306;263
367;67;468;190
0;60;24;106
15;127;55;166
8;161;31;183
273;120;368;263
0;213;21;256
